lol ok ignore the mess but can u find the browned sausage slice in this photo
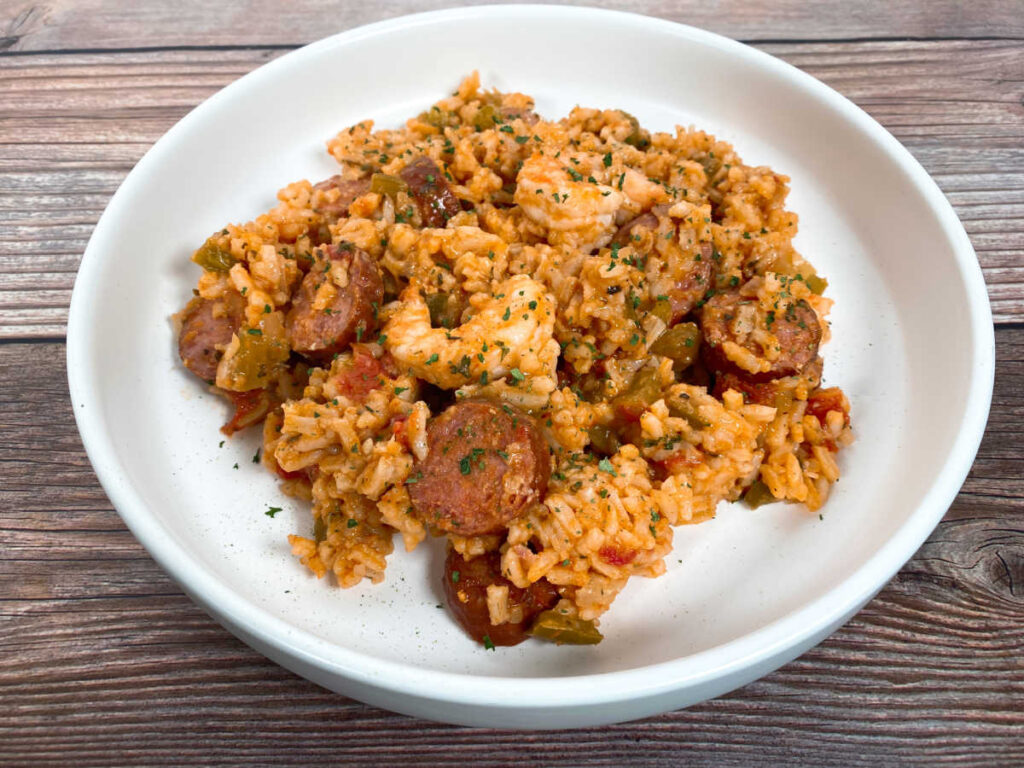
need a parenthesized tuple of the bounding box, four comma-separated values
(665, 243, 714, 322)
(500, 106, 540, 125)
(409, 399, 550, 536)
(713, 358, 823, 404)
(285, 243, 384, 361)
(443, 546, 559, 646)
(312, 176, 370, 219)
(614, 213, 713, 323)
(611, 211, 659, 248)
(700, 288, 821, 379)
(399, 156, 460, 228)
(178, 292, 246, 383)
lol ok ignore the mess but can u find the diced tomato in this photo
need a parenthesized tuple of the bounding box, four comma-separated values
(661, 451, 702, 476)
(613, 399, 647, 422)
(220, 388, 274, 436)
(807, 386, 850, 426)
(390, 417, 409, 447)
(332, 344, 385, 401)
(599, 546, 637, 567)
(275, 464, 306, 482)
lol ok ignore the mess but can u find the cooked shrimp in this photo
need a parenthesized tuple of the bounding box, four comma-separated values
(620, 168, 668, 213)
(384, 274, 560, 390)
(514, 154, 623, 252)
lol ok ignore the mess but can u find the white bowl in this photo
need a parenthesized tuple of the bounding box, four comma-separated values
(67, 5, 994, 728)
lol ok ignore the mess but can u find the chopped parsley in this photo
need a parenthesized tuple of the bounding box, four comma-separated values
(264, 506, 282, 518)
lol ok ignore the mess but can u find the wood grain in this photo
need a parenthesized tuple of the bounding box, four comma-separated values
(1, 1, 1022, 763)
(0, 335, 1021, 764)
(3, 0, 1024, 52)
(0, 40, 1022, 338)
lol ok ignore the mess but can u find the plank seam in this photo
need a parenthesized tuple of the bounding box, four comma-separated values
(1, 36, 1024, 58)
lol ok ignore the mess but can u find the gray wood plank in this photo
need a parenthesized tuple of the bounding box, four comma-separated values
(0, 40, 1021, 338)
(3, 0, 1024, 52)
(0, 334, 1021, 765)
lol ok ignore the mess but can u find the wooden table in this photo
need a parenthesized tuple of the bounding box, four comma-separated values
(2, 1, 1021, 764)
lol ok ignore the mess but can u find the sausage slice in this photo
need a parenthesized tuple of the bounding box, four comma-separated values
(286, 243, 383, 361)
(611, 211, 658, 248)
(399, 156, 460, 228)
(713, 358, 823, 405)
(666, 242, 714, 321)
(500, 105, 540, 125)
(443, 547, 558, 646)
(614, 213, 713, 323)
(178, 292, 246, 383)
(409, 399, 550, 536)
(312, 176, 371, 219)
(700, 288, 821, 379)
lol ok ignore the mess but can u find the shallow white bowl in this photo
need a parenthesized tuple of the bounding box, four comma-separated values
(67, 5, 994, 728)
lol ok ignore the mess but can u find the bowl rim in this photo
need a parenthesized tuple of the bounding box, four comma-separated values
(67, 4, 995, 710)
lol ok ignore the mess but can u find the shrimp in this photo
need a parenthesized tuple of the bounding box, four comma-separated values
(384, 274, 560, 390)
(514, 154, 623, 252)
(620, 168, 669, 213)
